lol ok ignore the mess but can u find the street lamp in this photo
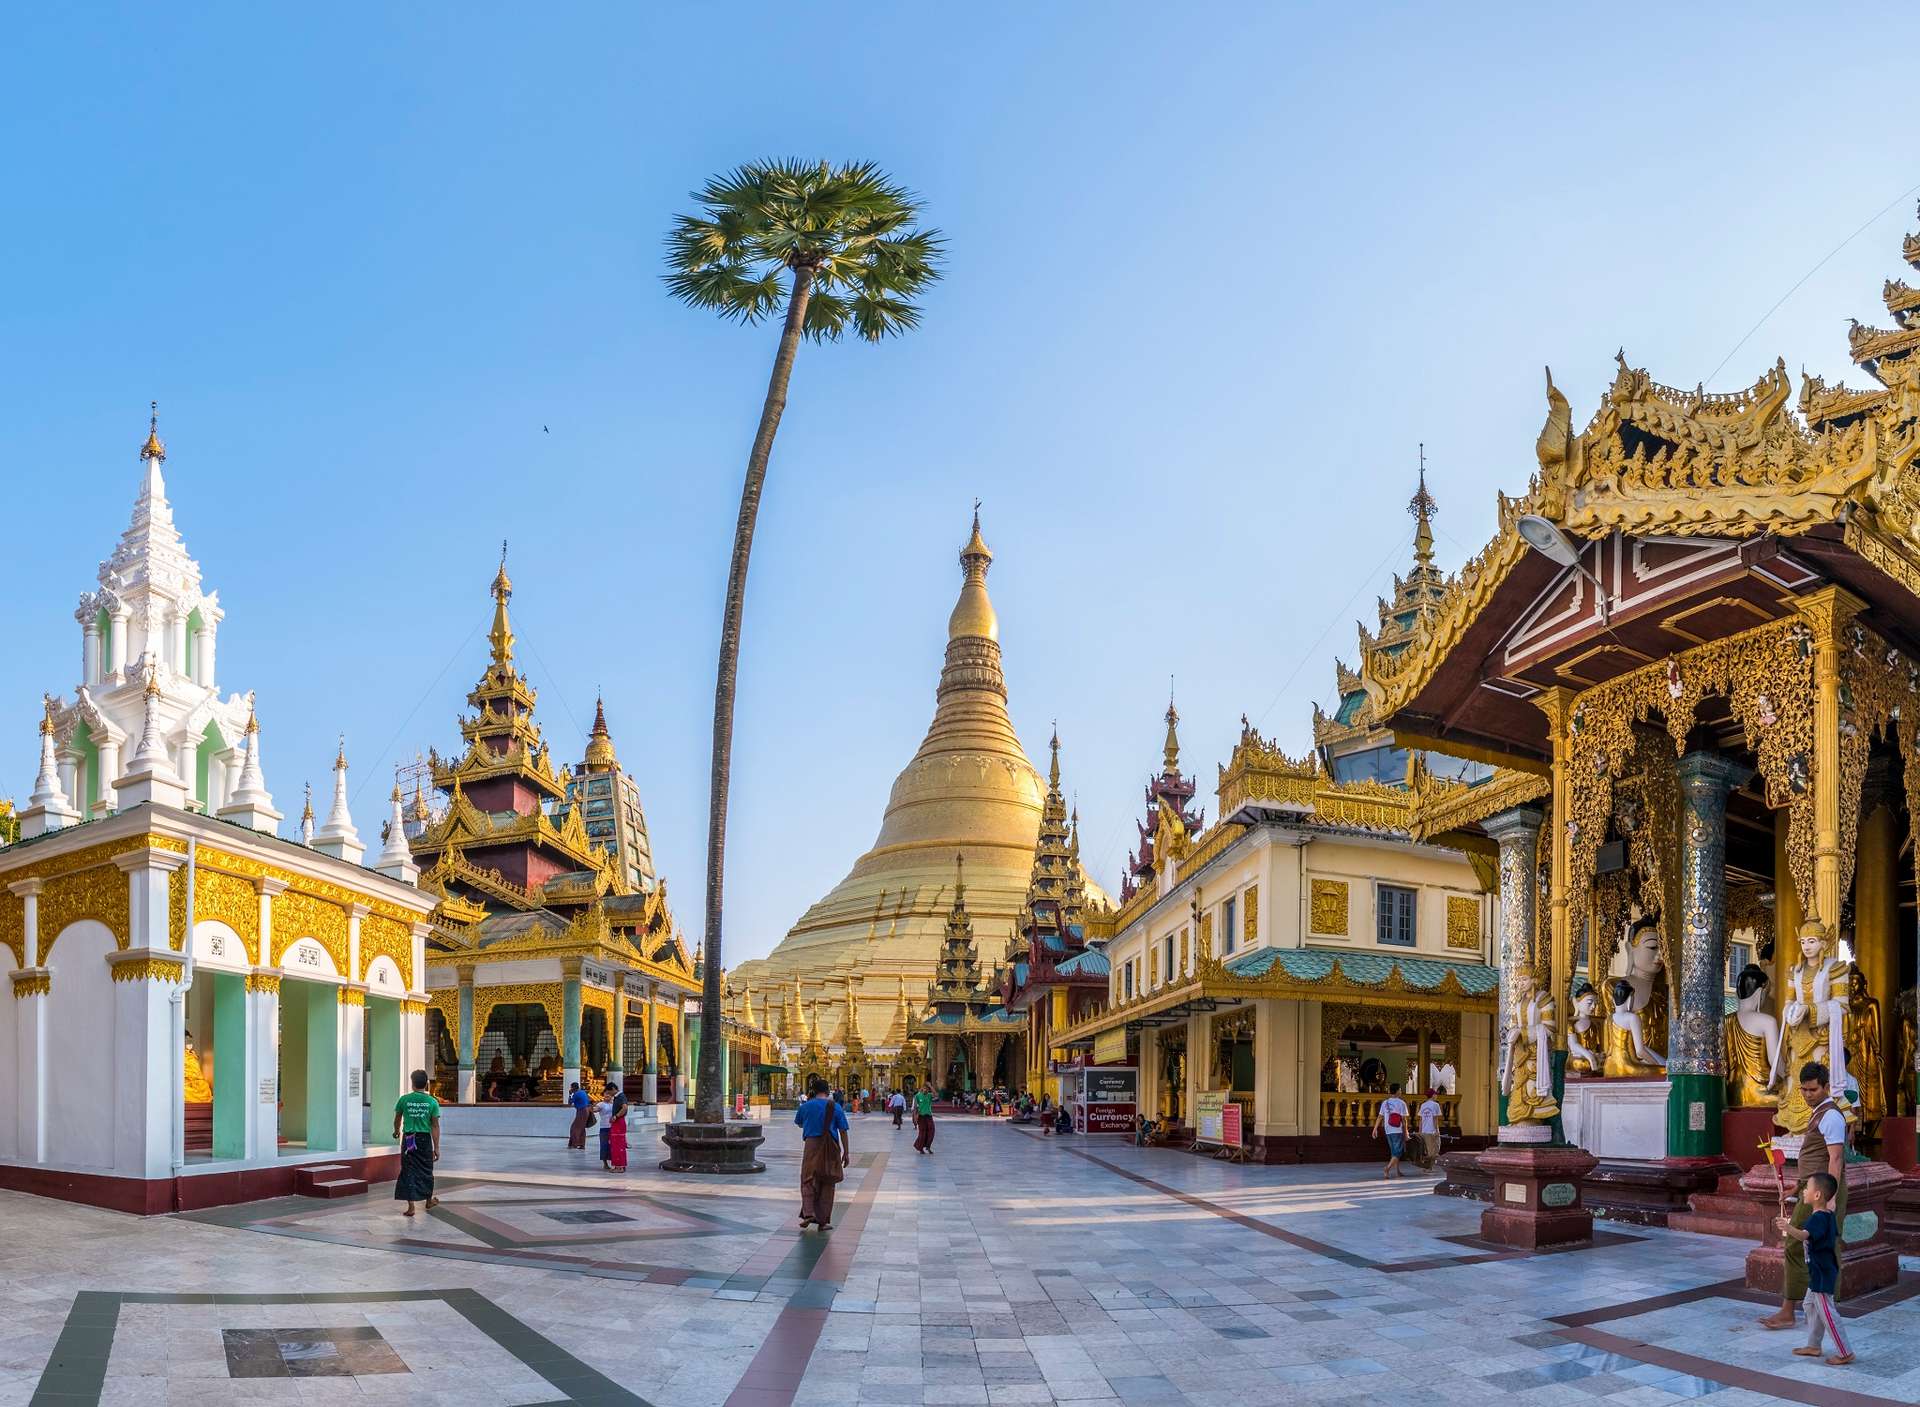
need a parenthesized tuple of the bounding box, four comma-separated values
(1517, 515, 1612, 624)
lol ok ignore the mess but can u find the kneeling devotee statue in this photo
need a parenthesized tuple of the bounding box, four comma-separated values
(1503, 970, 1560, 1123)
(1566, 980, 1602, 1075)
(1603, 917, 1669, 1077)
(1724, 964, 1781, 1108)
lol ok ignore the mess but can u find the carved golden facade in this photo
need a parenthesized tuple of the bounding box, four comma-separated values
(1310, 879, 1347, 936)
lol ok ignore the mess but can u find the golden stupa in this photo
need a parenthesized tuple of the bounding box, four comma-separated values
(729, 512, 1106, 1047)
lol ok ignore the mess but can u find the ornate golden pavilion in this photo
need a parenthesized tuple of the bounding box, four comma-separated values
(413, 557, 705, 1107)
(1364, 209, 1920, 1212)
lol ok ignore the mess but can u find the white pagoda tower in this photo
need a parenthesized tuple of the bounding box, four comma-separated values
(20, 407, 272, 837)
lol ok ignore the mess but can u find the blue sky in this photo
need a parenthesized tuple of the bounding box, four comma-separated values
(5, 6, 1918, 962)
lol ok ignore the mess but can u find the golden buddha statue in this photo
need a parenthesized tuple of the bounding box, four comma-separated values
(1566, 980, 1602, 1076)
(1849, 963, 1886, 1129)
(1774, 920, 1855, 1134)
(1723, 964, 1780, 1108)
(183, 1035, 212, 1105)
(1602, 918, 1668, 1078)
(1502, 971, 1560, 1123)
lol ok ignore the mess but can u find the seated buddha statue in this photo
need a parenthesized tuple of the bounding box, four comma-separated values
(1502, 971, 1560, 1123)
(1774, 920, 1856, 1134)
(1566, 980, 1602, 1075)
(1723, 964, 1781, 1108)
(1602, 918, 1669, 1077)
(183, 1034, 213, 1105)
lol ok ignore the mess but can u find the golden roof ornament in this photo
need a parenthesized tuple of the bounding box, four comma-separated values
(1162, 689, 1181, 776)
(584, 693, 616, 769)
(947, 502, 999, 642)
(140, 401, 165, 463)
(488, 540, 515, 666)
(1409, 443, 1438, 572)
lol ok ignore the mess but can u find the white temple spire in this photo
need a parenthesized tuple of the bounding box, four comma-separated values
(374, 776, 419, 883)
(114, 665, 188, 809)
(18, 698, 82, 838)
(300, 783, 314, 845)
(311, 736, 364, 864)
(218, 696, 282, 832)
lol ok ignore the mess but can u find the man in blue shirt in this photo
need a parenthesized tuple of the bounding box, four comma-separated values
(795, 1075, 851, 1229)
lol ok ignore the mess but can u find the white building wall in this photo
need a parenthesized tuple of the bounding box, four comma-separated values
(45, 922, 118, 1170)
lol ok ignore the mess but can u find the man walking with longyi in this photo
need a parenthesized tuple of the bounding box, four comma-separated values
(1759, 1062, 1849, 1333)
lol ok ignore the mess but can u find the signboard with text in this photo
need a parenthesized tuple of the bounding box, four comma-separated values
(1077, 1066, 1136, 1135)
(1194, 1091, 1227, 1144)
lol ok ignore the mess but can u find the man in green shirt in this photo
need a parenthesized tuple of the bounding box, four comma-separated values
(392, 1069, 441, 1216)
(912, 1086, 936, 1155)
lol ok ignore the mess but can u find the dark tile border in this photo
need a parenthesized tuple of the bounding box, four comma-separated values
(29, 1288, 647, 1407)
(725, 1148, 891, 1407)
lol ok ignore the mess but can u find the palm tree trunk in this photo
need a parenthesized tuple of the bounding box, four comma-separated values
(694, 264, 816, 1124)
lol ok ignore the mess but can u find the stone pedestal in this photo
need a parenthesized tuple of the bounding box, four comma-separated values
(1883, 1171, 1920, 1254)
(1563, 1077, 1669, 1159)
(1584, 1156, 1734, 1227)
(1737, 1158, 1903, 1301)
(1432, 1148, 1493, 1202)
(659, 1120, 767, 1174)
(1479, 1144, 1599, 1248)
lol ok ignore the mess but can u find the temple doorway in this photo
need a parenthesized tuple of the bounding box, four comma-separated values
(278, 978, 340, 1154)
(181, 969, 246, 1162)
(363, 996, 403, 1146)
(581, 1008, 611, 1090)
(1320, 1019, 1455, 1133)
(1210, 1009, 1255, 1099)
(1156, 1027, 1187, 1123)
(477, 1003, 557, 1101)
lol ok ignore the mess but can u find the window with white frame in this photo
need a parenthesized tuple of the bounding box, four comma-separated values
(1377, 884, 1417, 947)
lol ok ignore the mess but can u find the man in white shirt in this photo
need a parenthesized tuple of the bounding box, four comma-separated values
(888, 1089, 907, 1131)
(1372, 1084, 1410, 1179)
(1416, 1093, 1444, 1170)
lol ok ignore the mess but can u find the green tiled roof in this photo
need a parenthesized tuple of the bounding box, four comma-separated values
(1222, 945, 1498, 995)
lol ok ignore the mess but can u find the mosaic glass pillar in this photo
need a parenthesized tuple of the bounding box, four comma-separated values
(1483, 805, 1545, 1129)
(1671, 751, 1752, 1158)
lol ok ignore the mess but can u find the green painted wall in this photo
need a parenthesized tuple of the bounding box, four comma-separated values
(281, 983, 309, 1141)
(71, 721, 100, 811)
(185, 607, 204, 680)
(367, 999, 401, 1146)
(303, 982, 339, 1152)
(212, 972, 247, 1158)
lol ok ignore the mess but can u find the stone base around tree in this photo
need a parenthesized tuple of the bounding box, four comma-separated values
(658, 1120, 767, 1174)
(1478, 1143, 1599, 1249)
(1737, 1157, 1904, 1301)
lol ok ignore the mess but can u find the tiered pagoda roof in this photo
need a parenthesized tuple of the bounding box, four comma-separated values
(911, 854, 1023, 1036)
(409, 555, 684, 976)
(1120, 700, 1205, 901)
(1001, 731, 1109, 1011)
(1368, 205, 1920, 769)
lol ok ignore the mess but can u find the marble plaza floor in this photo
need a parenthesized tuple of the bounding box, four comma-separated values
(1, 1118, 1917, 1407)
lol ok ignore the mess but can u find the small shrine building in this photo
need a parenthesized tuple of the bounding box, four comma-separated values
(1053, 484, 1503, 1160)
(411, 561, 702, 1119)
(0, 412, 434, 1212)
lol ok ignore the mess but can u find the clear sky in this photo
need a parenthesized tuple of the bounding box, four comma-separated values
(5, 6, 1918, 963)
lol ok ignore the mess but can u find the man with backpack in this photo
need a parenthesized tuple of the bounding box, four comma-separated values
(1372, 1083, 1410, 1179)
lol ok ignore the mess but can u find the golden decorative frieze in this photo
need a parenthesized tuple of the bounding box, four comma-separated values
(0, 892, 21, 967)
(1445, 895, 1480, 952)
(11, 970, 51, 998)
(1309, 879, 1349, 936)
(273, 890, 350, 974)
(38, 865, 130, 961)
(337, 986, 366, 1006)
(1176, 822, 1245, 879)
(168, 865, 263, 962)
(246, 972, 282, 995)
(358, 912, 415, 990)
(1408, 766, 1551, 842)
(1320, 1001, 1460, 1064)
(111, 956, 185, 984)
(1243, 885, 1258, 943)
(473, 981, 564, 1039)
(401, 998, 427, 1017)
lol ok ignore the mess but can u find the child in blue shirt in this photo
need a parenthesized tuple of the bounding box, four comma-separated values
(1777, 1171, 1852, 1366)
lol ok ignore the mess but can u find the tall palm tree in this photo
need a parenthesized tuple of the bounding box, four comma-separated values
(665, 160, 943, 1125)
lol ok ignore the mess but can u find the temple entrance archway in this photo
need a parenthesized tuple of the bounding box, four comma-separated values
(277, 978, 340, 1155)
(182, 967, 246, 1162)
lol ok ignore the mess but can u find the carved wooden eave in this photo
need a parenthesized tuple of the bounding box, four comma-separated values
(1407, 766, 1551, 843)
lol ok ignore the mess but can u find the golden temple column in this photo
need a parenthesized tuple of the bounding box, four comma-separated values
(1535, 687, 1575, 1042)
(1798, 587, 1864, 929)
(1772, 811, 1802, 1002)
(1856, 793, 1899, 1123)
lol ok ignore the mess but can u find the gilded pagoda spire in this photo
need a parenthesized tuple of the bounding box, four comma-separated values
(948, 503, 998, 643)
(140, 400, 165, 463)
(488, 541, 515, 667)
(1162, 691, 1181, 776)
(1410, 443, 1438, 573)
(584, 693, 616, 770)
